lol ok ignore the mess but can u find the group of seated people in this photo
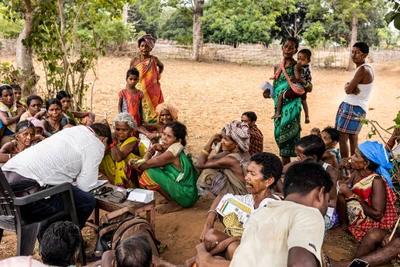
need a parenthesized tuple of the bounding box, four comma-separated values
(1, 81, 400, 266)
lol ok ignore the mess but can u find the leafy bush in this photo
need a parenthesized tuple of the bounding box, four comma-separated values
(323, 56, 335, 68)
(0, 15, 23, 39)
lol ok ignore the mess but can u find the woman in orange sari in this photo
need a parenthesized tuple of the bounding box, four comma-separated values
(130, 34, 164, 123)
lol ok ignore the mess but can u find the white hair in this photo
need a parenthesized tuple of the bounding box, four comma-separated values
(113, 112, 137, 130)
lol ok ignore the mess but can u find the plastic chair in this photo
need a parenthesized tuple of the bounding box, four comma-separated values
(0, 169, 86, 265)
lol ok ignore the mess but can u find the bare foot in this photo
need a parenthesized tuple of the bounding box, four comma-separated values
(184, 256, 196, 267)
(157, 198, 168, 204)
(156, 202, 183, 214)
(271, 114, 282, 119)
(305, 117, 310, 124)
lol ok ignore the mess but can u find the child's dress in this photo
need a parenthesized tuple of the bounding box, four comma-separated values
(118, 89, 144, 126)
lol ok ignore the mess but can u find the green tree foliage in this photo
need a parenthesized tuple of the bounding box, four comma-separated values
(202, 0, 293, 47)
(303, 21, 325, 48)
(0, 4, 23, 39)
(128, 0, 162, 37)
(160, 8, 192, 44)
(4, 0, 135, 108)
(306, 0, 388, 46)
(270, 0, 308, 43)
(385, 0, 400, 31)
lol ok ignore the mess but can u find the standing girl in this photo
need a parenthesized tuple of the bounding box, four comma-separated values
(118, 68, 144, 128)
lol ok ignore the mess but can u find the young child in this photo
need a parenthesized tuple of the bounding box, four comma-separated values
(11, 84, 27, 109)
(320, 126, 341, 169)
(118, 68, 144, 128)
(272, 49, 312, 123)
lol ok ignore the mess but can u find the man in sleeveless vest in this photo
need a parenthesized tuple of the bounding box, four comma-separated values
(335, 42, 374, 159)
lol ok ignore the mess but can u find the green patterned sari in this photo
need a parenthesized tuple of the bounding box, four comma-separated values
(272, 63, 302, 157)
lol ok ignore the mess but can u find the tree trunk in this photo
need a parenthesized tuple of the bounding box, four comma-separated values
(122, 3, 129, 24)
(348, 12, 358, 70)
(16, 0, 37, 96)
(192, 0, 204, 61)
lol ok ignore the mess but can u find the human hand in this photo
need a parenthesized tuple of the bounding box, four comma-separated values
(310, 127, 321, 136)
(382, 235, 390, 247)
(36, 110, 46, 118)
(353, 87, 360, 95)
(147, 132, 159, 140)
(339, 183, 353, 197)
(339, 157, 352, 170)
(16, 107, 25, 116)
(152, 143, 163, 152)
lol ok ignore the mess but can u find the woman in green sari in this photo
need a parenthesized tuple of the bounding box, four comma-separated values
(130, 121, 199, 214)
(268, 37, 312, 165)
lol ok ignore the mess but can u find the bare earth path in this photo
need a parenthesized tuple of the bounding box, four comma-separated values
(0, 55, 399, 266)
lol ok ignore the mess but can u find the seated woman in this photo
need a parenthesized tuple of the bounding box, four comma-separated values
(337, 141, 398, 241)
(43, 98, 63, 135)
(130, 121, 199, 214)
(0, 84, 24, 145)
(0, 120, 35, 164)
(20, 95, 46, 121)
(100, 113, 146, 188)
(196, 120, 251, 196)
(56, 90, 95, 125)
(199, 152, 282, 261)
(138, 102, 178, 146)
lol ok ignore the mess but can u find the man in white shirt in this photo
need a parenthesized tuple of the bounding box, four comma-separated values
(2, 123, 111, 229)
(195, 161, 333, 267)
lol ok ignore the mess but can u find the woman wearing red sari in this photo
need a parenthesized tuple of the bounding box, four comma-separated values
(130, 34, 164, 123)
(337, 141, 397, 241)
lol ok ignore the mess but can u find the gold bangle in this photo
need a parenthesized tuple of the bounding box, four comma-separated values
(201, 149, 210, 156)
(303, 82, 309, 88)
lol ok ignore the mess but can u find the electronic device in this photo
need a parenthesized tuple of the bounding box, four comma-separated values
(347, 259, 369, 267)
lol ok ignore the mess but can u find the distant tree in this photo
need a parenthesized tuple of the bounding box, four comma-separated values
(303, 21, 325, 48)
(166, 0, 204, 61)
(307, 0, 386, 69)
(127, 0, 162, 37)
(160, 8, 192, 45)
(270, 0, 308, 43)
(4, 0, 134, 104)
(203, 0, 294, 47)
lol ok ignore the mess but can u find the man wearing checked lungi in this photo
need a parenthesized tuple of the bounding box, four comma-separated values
(335, 42, 374, 159)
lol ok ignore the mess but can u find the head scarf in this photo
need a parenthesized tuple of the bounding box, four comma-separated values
(156, 102, 179, 121)
(358, 141, 393, 187)
(224, 120, 250, 152)
(138, 34, 156, 50)
(27, 117, 45, 132)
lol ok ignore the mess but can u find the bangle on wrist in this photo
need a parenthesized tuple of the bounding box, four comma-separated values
(109, 141, 117, 149)
(303, 82, 309, 88)
(147, 147, 156, 156)
(206, 210, 219, 221)
(201, 149, 210, 156)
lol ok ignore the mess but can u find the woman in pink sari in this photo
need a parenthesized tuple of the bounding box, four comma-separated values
(130, 34, 164, 123)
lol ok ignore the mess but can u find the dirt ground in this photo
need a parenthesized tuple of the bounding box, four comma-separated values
(0, 55, 400, 266)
